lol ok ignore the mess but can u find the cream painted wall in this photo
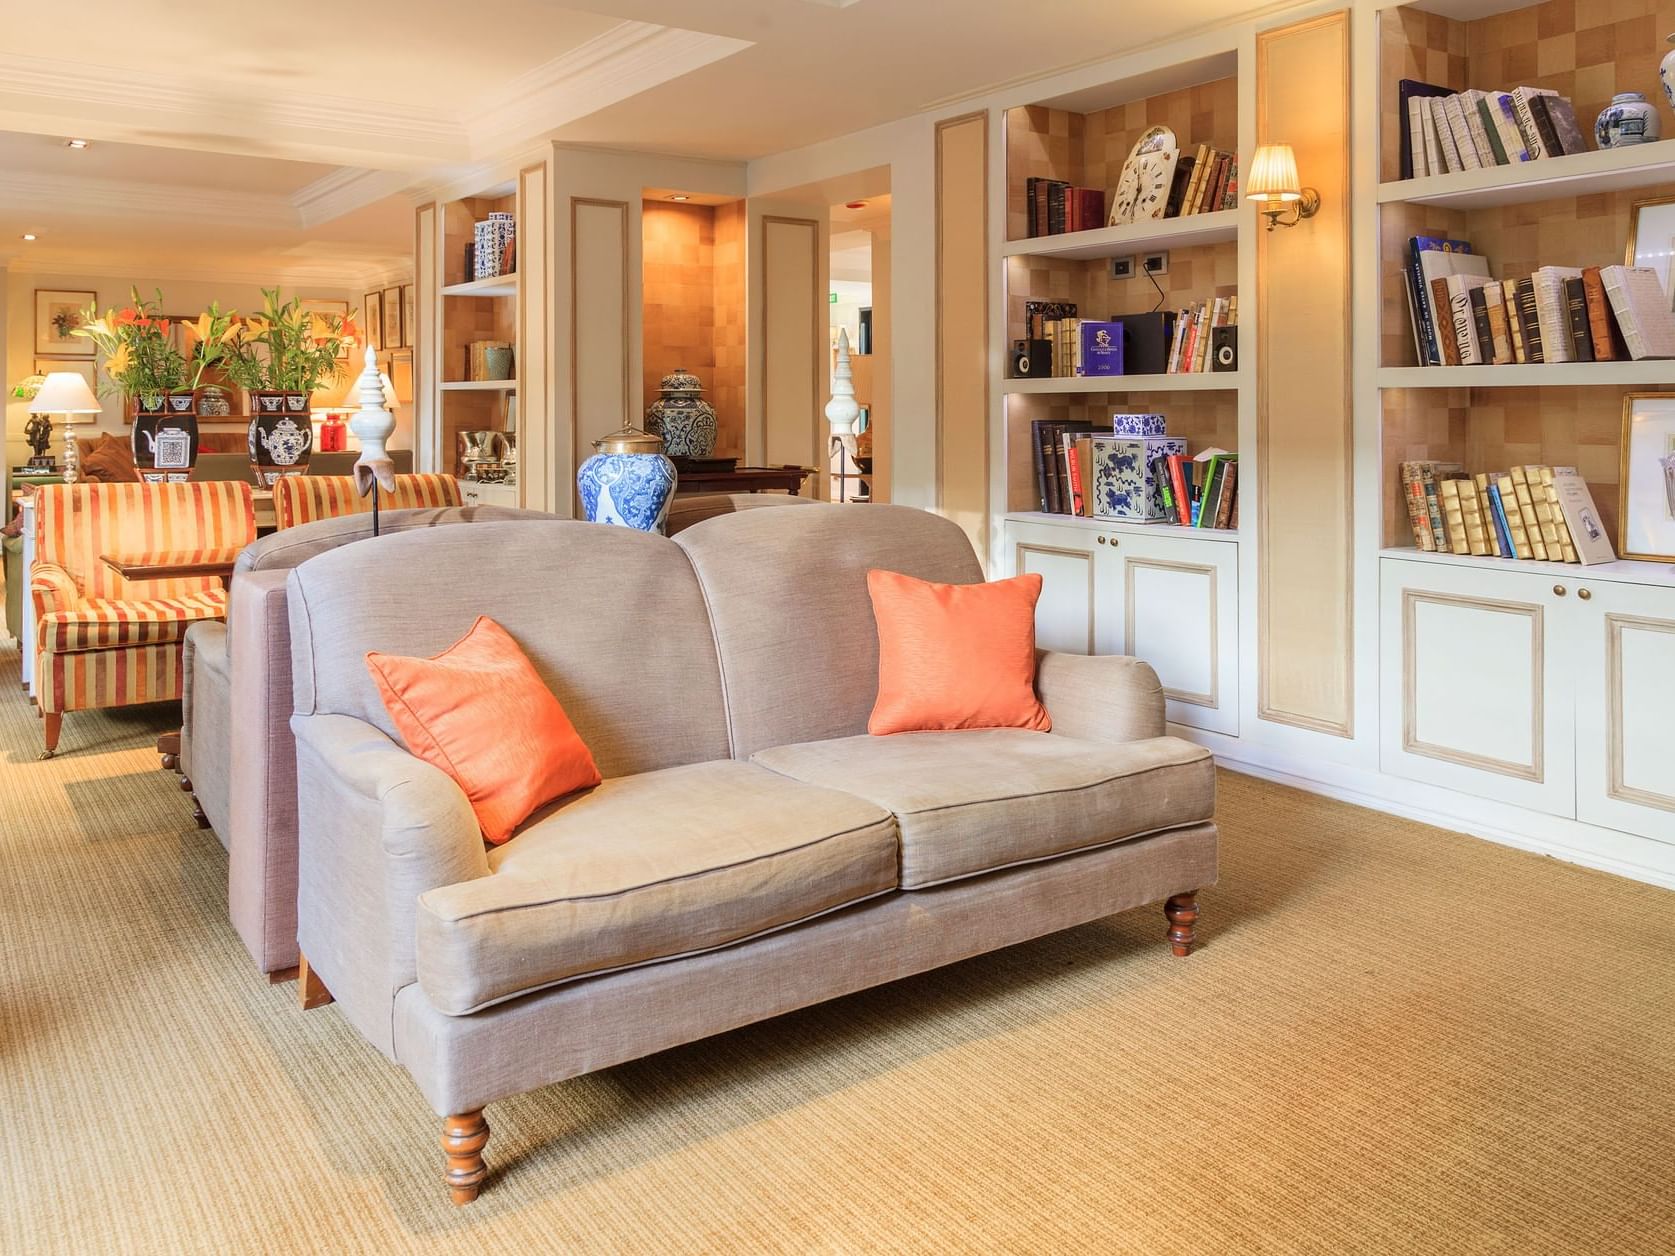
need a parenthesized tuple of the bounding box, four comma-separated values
(4, 270, 363, 470)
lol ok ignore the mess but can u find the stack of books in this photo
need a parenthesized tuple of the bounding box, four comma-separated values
(1170, 145, 1238, 217)
(1029, 413, 1239, 529)
(1165, 295, 1237, 373)
(1025, 180, 1106, 236)
(1399, 461, 1614, 564)
(1404, 237, 1675, 365)
(1399, 82, 1589, 180)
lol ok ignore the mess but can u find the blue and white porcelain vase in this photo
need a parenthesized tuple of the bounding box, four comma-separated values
(576, 423, 678, 533)
(1596, 93, 1661, 148)
(645, 367, 718, 459)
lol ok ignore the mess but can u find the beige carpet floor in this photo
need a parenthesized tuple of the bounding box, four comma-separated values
(1, 647, 1673, 1254)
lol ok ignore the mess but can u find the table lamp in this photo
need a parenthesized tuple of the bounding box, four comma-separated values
(29, 373, 102, 484)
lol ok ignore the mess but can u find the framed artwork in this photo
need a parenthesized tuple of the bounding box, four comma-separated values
(1620, 393, 1675, 562)
(362, 291, 384, 352)
(402, 284, 416, 349)
(34, 357, 97, 393)
(387, 348, 414, 405)
(35, 289, 96, 356)
(300, 299, 352, 358)
(1625, 197, 1675, 311)
(382, 286, 404, 348)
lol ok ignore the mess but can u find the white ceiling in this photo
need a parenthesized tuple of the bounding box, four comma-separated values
(0, 0, 1273, 283)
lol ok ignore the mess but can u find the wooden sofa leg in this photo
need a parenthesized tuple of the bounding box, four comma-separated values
(40, 712, 61, 759)
(157, 730, 181, 772)
(297, 953, 334, 1011)
(441, 1110, 490, 1205)
(1165, 892, 1199, 957)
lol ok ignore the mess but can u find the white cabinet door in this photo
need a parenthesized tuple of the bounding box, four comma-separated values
(1574, 578, 1675, 845)
(1380, 558, 1575, 817)
(1106, 532, 1239, 736)
(1005, 520, 1102, 656)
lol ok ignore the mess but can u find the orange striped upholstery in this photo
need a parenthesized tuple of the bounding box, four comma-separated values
(31, 482, 255, 718)
(272, 473, 462, 530)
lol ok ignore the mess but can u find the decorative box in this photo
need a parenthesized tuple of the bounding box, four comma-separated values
(1088, 435, 1185, 521)
(1110, 412, 1167, 437)
(1077, 321, 1124, 376)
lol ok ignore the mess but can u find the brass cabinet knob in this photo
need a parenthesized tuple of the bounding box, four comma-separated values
(1096, 535, 1106, 545)
(1108, 536, 1118, 547)
(1553, 584, 1567, 596)
(1578, 587, 1592, 601)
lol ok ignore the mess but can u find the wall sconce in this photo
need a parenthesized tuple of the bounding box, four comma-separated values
(1247, 144, 1321, 232)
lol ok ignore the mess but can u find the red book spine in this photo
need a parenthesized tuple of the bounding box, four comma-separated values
(1168, 455, 1191, 525)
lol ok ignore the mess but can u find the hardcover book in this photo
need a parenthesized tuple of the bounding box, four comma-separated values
(1551, 470, 1616, 564)
(1077, 321, 1125, 376)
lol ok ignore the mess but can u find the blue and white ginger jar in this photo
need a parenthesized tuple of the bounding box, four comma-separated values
(577, 424, 678, 533)
(1596, 92, 1660, 148)
(645, 367, 718, 459)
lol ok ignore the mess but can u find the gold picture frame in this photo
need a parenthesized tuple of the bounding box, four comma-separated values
(1625, 196, 1675, 311)
(34, 289, 96, 356)
(1618, 392, 1675, 563)
(362, 290, 384, 352)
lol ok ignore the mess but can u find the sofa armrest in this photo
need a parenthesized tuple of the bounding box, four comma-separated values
(292, 712, 490, 1055)
(180, 619, 228, 787)
(30, 562, 82, 632)
(1035, 650, 1166, 744)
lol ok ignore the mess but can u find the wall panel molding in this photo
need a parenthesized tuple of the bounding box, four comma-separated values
(570, 197, 632, 510)
(518, 163, 550, 511)
(759, 215, 822, 482)
(1256, 10, 1354, 737)
(935, 110, 990, 563)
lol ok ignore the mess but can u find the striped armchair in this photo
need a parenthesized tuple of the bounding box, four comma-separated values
(272, 473, 461, 530)
(32, 481, 255, 756)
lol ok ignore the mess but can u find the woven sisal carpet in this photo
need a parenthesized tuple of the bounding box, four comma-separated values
(1, 645, 1672, 1254)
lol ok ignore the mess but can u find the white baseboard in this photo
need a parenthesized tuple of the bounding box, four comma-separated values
(1189, 733, 1675, 891)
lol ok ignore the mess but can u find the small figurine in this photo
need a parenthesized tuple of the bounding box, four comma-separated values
(24, 413, 54, 463)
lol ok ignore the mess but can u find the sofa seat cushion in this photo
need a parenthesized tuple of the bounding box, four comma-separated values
(40, 590, 228, 652)
(415, 760, 899, 1014)
(752, 729, 1213, 890)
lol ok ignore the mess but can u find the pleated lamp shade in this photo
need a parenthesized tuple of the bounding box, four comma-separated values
(1247, 144, 1302, 203)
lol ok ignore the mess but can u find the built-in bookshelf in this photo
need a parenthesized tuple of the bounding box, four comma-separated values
(1374, 0, 1675, 561)
(437, 187, 518, 479)
(999, 46, 1250, 529)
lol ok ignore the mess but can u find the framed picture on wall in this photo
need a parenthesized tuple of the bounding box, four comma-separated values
(35, 357, 97, 392)
(35, 289, 96, 356)
(362, 291, 384, 352)
(382, 286, 404, 348)
(1620, 392, 1675, 562)
(301, 299, 352, 358)
(401, 285, 416, 349)
(1626, 197, 1675, 311)
(387, 349, 414, 405)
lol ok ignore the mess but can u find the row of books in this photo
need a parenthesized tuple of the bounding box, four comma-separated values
(1025, 180, 1106, 236)
(1400, 461, 1614, 564)
(1404, 237, 1675, 365)
(1166, 296, 1237, 374)
(1398, 81, 1588, 180)
(463, 340, 514, 382)
(1172, 145, 1239, 218)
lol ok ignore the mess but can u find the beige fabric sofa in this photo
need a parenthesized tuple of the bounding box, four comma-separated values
(284, 503, 1217, 1204)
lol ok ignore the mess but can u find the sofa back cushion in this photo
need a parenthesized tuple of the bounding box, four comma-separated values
(34, 480, 255, 601)
(235, 505, 551, 575)
(273, 473, 463, 530)
(673, 503, 984, 758)
(287, 520, 731, 778)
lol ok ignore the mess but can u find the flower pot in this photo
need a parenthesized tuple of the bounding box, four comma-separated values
(167, 391, 195, 413)
(248, 405, 313, 488)
(284, 391, 309, 412)
(132, 412, 200, 484)
(135, 393, 167, 415)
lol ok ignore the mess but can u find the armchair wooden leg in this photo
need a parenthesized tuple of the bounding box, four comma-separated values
(1165, 892, 1199, 957)
(441, 1110, 490, 1205)
(297, 953, 334, 1011)
(157, 730, 180, 773)
(40, 712, 61, 759)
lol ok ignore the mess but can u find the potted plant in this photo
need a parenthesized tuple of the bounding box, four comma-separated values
(73, 289, 187, 414)
(221, 289, 357, 484)
(184, 303, 238, 416)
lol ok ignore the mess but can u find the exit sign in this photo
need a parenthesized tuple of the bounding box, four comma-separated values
(829, 292, 839, 303)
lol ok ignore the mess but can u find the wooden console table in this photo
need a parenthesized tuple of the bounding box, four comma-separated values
(674, 465, 813, 496)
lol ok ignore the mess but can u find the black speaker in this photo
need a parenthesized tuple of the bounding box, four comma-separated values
(1211, 325, 1238, 372)
(1009, 339, 1052, 378)
(1111, 311, 1175, 376)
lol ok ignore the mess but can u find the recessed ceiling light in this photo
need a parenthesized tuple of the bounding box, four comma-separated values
(845, 201, 867, 209)
(667, 194, 690, 202)
(64, 138, 89, 149)
(21, 233, 37, 241)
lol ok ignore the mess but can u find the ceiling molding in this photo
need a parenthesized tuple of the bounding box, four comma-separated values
(465, 22, 753, 156)
(6, 254, 396, 290)
(0, 171, 297, 230)
(291, 167, 415, 229)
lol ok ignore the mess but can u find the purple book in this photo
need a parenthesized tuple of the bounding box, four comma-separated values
(1078, 320, 1124, 376)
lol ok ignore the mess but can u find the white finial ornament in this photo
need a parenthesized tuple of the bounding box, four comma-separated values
(349, 343, 396, 496)
(825, 328, 860, 435)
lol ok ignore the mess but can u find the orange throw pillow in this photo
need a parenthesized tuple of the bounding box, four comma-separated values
(867, 570, 1051, 736)
(365, 616, 601, 844)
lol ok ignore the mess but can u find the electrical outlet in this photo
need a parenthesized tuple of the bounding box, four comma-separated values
(1142, 251, 1169, 276)
(1109, 255, 1136, 280)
